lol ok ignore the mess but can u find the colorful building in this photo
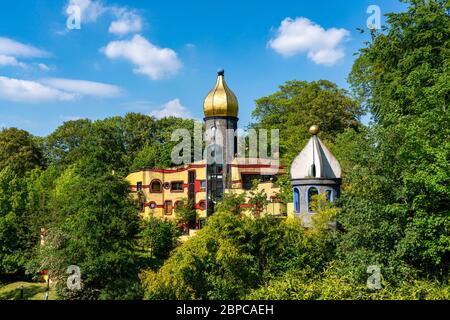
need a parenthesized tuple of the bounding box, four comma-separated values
(126, 70, 342, 226)
(126, 70, 285, 224)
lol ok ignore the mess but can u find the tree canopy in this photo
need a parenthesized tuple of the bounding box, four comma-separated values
(339, 0, 450, 282)
(0, 128, 44, 176)
(252, 80, 363, 165)
(0, 0, 448, 301)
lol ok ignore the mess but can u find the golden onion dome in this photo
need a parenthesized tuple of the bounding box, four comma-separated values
(204, 69, 239, 118)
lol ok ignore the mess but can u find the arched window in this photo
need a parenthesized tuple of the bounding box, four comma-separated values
(325, 189, 334, 203)
(294, 188, 300, 213)
(150, 180, 162, 193)
(307, 187, 319, 212)
(164, 201, 173, 215)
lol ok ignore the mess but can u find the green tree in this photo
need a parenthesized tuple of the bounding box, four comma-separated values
(248, 180, 269, 218)
(44, 119, 92, 167)
(131, 142, 174, 171)
(175, 199, 197, 228)
(216, 192, 246, 216)
(140, 218, 180, 259)
(0, 128, 44, 176)
(251, 80, 363, 165)
(340, 0, 450, 283)
(29, 162, 142, 300)
(76, 121, 128, 175)
(117, 113, 158, 156)
(0, 167, 32, 274)
(141, 211, 330, 300)
(131, 117, 199, 171)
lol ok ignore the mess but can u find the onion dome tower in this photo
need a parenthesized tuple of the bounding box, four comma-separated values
(290, 125, 342, 220)
(204, 69, 239, 118)
(204, 69, 239, 215)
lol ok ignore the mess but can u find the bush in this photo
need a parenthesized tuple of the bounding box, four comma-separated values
(140, 218, 180, 259)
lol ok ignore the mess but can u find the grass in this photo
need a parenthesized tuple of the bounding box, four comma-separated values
(0, 281, 57, 300)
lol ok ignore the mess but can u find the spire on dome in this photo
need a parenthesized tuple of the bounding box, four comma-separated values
(290, 126, 341, 180)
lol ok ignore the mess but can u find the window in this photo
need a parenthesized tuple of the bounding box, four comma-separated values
(325, 190, 334, 202)
(136, 182, 143, 191)
(149, 202, 157, 210)
(294, 188, 300, 213)
(171, 181, 184, 192)
(164, 201, 173, 215)
(200, 180, 206, 191)
(150, 180, 162, 193)
(242, 174, 260, 190)
(242, 174, 276, 190)
(307, 187, 319, 212)
(271, 196, 281, 203)
(261, 175, 274, 183)
(199, 200, 206, 210)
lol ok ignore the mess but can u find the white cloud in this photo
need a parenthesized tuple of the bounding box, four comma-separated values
(67, 0, 106, 23)
(109, 9, 143, 36)
(0, 38, 49, 69)
(0, 37, 49, 58)
(268, 17, 350, 66)
(102, 35, 181, 80)
(65, 0, 144, 35)
(150, 99, 193, 119)
(0, 76, 124, 103)
(0, 76, 75, 103)
(36, 63, 51, 71)
(0, 55, 26, 68)
(40, 78, 123, 97)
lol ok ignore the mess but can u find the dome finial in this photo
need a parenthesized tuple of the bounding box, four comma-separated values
(309, 125, 320, 135)
(217, 69, 225, 76)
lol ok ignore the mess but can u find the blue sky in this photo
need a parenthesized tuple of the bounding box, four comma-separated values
(0, 0, 406, 136)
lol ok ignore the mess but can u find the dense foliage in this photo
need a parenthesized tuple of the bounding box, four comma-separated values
(339, 0, 450, 283)
(251, 80, 362, 166)
(0, 128, 43, 176)
(140, 218, 180, 259)
(0, 114, 197, 298)
(142, 208, 336, 300)
(141, 0, 449, 300)
(0, 0, 448, 300)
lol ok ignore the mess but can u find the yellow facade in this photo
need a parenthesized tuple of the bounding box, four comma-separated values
(127, 162, 206, 221)
(126, 70, 293, 225)
(126, 158, 286, 223)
